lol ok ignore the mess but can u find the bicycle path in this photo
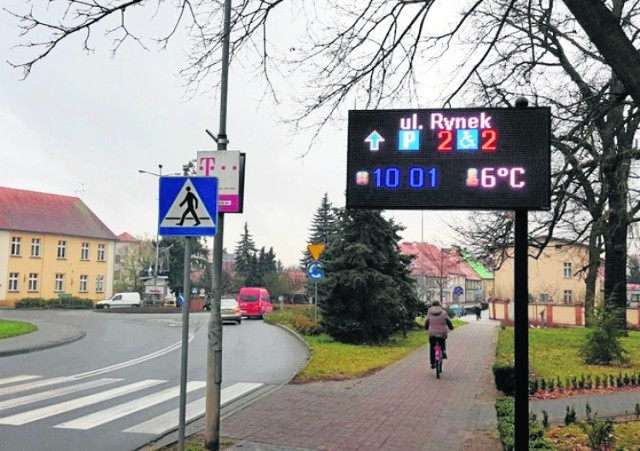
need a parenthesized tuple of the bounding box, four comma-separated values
(221, 317, 501, 450)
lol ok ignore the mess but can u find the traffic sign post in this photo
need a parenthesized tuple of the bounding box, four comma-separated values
(306, 261, 325, 325)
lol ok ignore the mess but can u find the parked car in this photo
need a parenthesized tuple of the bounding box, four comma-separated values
(237, 287, 272, 319)
(95, 292, 141, 309)
(163, 298, 177, 308)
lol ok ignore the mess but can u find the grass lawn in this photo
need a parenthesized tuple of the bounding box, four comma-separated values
(267, 304, 466, 383)
(496, 326, 640, 380)
(0, 319, 37, 339)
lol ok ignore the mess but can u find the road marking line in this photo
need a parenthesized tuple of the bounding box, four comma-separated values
(0, 379, 121, 412)
(0, 375, 40, 387)
(0, 335, 192, 397)
(54, 381, 207, 430)
(0, 379, 165, 425)
(124, 382, 263, 434)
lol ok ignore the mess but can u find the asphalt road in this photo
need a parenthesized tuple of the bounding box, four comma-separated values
(0, 310, 309, 451)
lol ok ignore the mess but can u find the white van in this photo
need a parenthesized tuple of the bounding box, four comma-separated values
(95, 292, 141, 309)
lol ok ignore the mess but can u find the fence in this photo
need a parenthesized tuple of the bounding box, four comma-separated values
(488, 298, 640, 328)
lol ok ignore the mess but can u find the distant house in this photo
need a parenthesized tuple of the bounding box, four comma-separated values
(0, 187, 118, 306)
(493, 238, 599, 305)
(399, 242, 484, 305)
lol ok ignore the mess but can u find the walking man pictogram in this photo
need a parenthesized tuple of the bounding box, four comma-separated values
(177, 187, 201, 226)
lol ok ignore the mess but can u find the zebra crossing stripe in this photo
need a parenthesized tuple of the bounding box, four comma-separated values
(0, 376, 41, 387)
(124, 382, 263, 434)
(0, 379, 165, 425)
(0, 379, 121, 412)
(0, 376, 72, 397)
(54, 381, 207, 430)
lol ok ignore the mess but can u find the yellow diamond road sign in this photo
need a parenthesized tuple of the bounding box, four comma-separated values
(307, 244, 325, 261)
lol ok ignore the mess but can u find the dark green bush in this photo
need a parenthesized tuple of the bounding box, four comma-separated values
(580, 305, 629, 365)
(492, 362, 515, 396)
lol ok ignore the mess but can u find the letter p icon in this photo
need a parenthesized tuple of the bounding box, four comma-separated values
(398, 130, 420, 151)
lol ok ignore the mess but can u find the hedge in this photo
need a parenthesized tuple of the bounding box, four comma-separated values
(14, 297, 94, 309)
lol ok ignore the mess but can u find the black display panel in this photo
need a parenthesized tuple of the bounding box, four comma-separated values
(346, 107, 551, 210)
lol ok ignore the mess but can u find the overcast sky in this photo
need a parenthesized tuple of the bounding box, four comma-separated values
(0, 2, 467, 268)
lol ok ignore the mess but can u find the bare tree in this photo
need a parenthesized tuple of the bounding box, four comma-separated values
(7, 0, 640, 323)
(446, 0, 640, 326)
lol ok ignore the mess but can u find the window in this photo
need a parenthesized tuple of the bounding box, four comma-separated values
(563, 262, 572, 278)
(81, 242, 90, 260)
(8, 273, 19, 292)
(96, 275, 104, 293)
(97, 244, 105, 262)
(79, 275, 88, 292)
(55, 274, 64, 292)
(10, 237, 21, 256)
(57, 240, 67, 259)
(31, 238, 41, 257)
(539, 293, 549, 303)
(563, 290, 573, 304)
(28, 273, 39, 292)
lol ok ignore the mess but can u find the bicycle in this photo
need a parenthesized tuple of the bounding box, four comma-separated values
(434, 341, 444, 379)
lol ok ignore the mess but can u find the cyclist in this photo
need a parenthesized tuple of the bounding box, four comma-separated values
(425, 300, 454, 369)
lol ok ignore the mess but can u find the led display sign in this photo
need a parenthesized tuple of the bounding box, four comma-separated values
(346, 107, 551, 210)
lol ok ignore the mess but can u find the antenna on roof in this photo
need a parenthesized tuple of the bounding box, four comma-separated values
(74, 182, 86, 199)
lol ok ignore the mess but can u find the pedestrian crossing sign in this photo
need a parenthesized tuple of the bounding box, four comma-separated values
(158, 177, 218, 236)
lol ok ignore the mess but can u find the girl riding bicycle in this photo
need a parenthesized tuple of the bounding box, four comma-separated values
(425, 300, 454, 369)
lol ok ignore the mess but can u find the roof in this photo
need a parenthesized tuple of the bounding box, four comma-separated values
(400, 242, 449, 277)
(117, 232, 139, 243)
(0, 187, 117, 241)
(462, 252, 494, 280)
(400, 242, 483, 281)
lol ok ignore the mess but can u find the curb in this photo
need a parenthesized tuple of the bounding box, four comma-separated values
(0, 329, 87, 358)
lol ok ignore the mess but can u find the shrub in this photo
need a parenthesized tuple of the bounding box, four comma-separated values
(14, 297, 93, 309)
(492, 362, 515, 396)
(564, 405, 577, 426)
(290, 316, 322, 336)
(495, 397, 555, 450)
(579, 305, 629, 366)
(579, 407, 615, 450)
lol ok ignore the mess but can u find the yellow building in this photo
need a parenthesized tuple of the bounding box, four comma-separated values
(494, 238, 599, 304)
(0, 187, 117, 307)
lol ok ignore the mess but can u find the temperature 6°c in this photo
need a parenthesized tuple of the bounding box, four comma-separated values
(373, 167, 438, 189)
(467, 167, 526, 189)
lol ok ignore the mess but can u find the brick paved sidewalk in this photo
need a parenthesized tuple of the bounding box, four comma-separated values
(221, 320, 501, 451)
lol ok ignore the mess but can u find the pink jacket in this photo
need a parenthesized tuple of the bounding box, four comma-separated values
(425, 306, 454, 338)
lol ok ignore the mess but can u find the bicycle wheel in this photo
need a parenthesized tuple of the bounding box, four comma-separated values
(435, 358, 442, 379)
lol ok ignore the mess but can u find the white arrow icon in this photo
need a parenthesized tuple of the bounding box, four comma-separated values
(365, 131, 385, 151)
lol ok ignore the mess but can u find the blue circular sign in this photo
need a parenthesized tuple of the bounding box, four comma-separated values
(306, 261, 325, 281)
(453, 286, 464, 296)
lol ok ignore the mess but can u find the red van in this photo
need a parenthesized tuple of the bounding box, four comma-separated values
(237, 287, 273, 319)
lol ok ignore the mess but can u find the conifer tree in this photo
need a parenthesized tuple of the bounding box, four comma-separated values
(300, 193, 339, 269)
(234, 222, 257, 282)
(322, 209, 420, 344)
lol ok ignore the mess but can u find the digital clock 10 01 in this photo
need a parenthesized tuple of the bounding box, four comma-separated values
(346, 107, 551, 210)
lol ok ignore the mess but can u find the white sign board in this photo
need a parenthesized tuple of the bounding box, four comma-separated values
(197, 151, 242, 213)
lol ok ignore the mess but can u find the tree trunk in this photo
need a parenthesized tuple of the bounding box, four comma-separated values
(562, 0, 640, 105)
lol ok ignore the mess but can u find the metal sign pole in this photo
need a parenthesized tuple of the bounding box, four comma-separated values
(178, 236, 192, 451)
(205, 0, 231, 448)
(514, 209, 529, 448)
(314, 282, 318, 325)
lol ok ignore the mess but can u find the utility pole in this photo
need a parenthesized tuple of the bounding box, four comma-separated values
(205, 0, 231, 448)
(155, 164, 163, 303)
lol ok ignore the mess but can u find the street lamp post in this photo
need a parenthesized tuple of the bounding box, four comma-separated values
(138, 165, 180, 304)
(139, 165, 162, 305)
